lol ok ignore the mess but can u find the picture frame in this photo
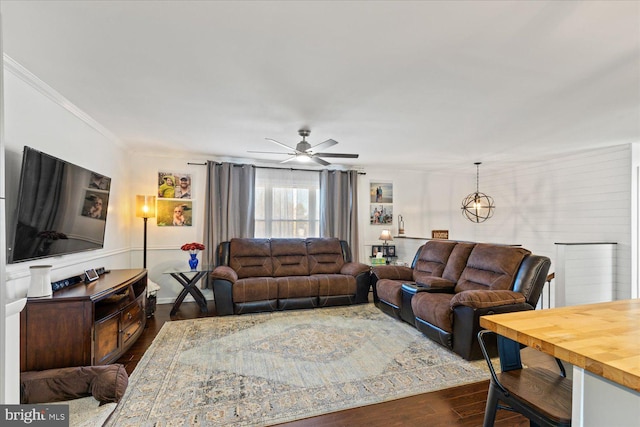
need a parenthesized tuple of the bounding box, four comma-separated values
(371, 245, 396, 257)
(370, 204, 393, 225)
(157, 199, 193, 227)
(387, 245, 396, 257)
(370, 182, 393, 203)
(158, 171, 193, 199)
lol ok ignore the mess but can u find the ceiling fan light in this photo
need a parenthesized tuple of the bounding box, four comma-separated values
(297, 154, 311, 163)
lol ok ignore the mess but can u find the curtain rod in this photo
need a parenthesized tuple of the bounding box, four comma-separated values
(187, 161, 366, 175)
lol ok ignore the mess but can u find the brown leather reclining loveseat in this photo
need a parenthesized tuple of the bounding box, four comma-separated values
(211, 237, 371, 315)
(371, 240, 550, 360)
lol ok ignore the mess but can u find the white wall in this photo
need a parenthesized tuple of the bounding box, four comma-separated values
(360, 144, 633, 302)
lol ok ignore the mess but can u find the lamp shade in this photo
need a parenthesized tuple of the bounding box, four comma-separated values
(379, 229, 393, 242)
(135, 195, 156, 218)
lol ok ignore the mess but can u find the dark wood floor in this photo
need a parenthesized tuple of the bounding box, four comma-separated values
(116, 302, 539, 426)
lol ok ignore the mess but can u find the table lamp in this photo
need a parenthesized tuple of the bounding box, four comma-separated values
(379, 229, 393, 264)
(135, 195, 156, 268)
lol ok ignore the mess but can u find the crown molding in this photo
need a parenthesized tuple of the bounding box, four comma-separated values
(3, 53, 125, 149)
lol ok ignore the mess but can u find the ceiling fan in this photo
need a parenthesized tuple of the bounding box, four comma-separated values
(248, 129, 359, 166)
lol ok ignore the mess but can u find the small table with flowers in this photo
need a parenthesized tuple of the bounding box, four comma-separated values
(164, 266, 212, 315)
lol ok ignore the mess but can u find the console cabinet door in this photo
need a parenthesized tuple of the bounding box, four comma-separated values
(94, 311, 121, 365)
(21, 300, 92, 371)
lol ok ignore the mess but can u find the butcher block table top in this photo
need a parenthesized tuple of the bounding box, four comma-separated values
(480, 298, 640, 392)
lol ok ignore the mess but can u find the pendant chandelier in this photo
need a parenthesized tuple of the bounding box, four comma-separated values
(461, 162, 495, 223)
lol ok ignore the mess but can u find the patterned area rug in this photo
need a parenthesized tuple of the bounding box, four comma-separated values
(107, 304, 489, 426)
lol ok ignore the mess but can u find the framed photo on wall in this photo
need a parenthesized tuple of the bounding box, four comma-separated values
(370, 204, 393, 225)
(370, 182, 393, 203)
(158, 171, 193, 199)
(157, 200, 193, 226)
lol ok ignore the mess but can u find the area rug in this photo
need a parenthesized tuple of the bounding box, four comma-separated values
(107, 304, 490, 426)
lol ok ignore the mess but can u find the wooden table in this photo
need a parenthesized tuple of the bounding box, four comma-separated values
(480, 299, 640, 427)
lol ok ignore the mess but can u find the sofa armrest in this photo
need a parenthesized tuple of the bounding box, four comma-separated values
(450, 290, 526, 310)
(371, 265, 413, 281)
(340, 262, 370, 277)
(21, 364, 128, 404)
(211, 265, 238, 283)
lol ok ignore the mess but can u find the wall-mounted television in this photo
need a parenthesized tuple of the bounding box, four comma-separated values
(7, 146, 112, 263)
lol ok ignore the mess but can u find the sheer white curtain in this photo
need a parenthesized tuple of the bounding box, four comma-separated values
(254, 168, 320, 238)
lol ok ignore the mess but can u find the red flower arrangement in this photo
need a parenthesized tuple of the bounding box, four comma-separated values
(181, 242, 205, 254)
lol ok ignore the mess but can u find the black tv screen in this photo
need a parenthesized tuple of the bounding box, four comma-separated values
(8, 146, 112, 263)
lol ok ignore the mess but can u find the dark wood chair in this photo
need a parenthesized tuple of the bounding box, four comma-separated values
(477, 330, 572, 427)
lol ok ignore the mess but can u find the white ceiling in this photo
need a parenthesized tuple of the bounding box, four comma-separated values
(1, 1, 639, 171)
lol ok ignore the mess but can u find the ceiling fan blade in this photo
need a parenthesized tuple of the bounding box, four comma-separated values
(308, 138, 338, 152)
(247, 150, 296, 155)
(310, 156, 330, 166)
(279, 156, 298, 164)
(314, 152, 359, 159)
(266, 138, 298, 152)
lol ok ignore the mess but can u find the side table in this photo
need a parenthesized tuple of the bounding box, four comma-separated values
(164, 267, 213, 315)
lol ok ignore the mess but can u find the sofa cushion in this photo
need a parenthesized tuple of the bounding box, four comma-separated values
(314, 274, 357, 296)
(455, 244, 531, 292)
(232, 277, 278, 303)
(413, 240, 457, 278)
(307, 238, 345, 274)
(412, 292, 454, 333)
(271, 238, 309, 277)
(229, 238, 273, 279)
(442, 242, 475, 282)
(276, 276, 319, 298)
(376, 279, 405, 307)
(20, 364, 128, 404)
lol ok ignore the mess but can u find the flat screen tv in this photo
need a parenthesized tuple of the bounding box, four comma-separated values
(8, 146, 112, 263)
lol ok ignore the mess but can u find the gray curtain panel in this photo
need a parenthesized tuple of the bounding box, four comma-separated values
(319, 169, 359, 261)
(203, 161, 255, 287)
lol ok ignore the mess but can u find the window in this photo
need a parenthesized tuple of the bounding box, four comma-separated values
(255, 168, 320, 238)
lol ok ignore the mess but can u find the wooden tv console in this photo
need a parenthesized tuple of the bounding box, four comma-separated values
(20, 268, 147, 372)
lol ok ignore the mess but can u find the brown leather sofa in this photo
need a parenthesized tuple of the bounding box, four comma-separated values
(211, 237, 371, 315)
(371, 240, 550, 360)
